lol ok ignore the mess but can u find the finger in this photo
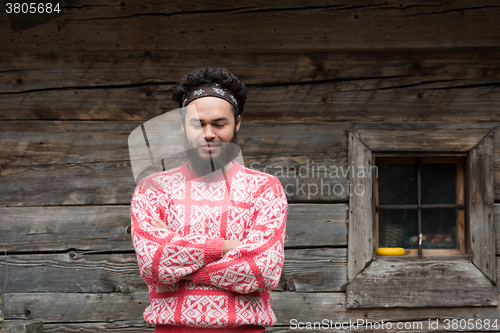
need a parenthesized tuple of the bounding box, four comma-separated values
(153, 217, 171, 231)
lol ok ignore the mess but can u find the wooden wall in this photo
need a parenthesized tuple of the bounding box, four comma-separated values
(1, 0, 500, 331)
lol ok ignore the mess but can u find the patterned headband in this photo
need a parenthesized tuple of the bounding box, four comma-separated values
(182, 82, 240, 114)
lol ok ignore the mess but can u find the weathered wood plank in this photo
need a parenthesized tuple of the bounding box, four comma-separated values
(2, 122, 500, 205)
(270, 293, 500, 326)
(347, 131, 374, 281)
(0, 320, 43, 333)
(4, 292, 149, 322)
(346, 260, 498, 308)
(4, 253, 145, 294)
(284, 204, 347, 248)
(2, 1, 500, 50)
(0, 121, 138, 166)
(352, 128, 491, 152)
(2, 83, 500, 122)
(468, 132, 496, 283)
(6, 292, 500, 325)
(0, 122, 351, 205)
(43, 321, 153, 333)
(0, 206, 132, 252)
(0, 204, 347, 252)
(278, 248, 346, 292)
(0, 160, 135, 207)
(3, 49, 500, 94)
(3, 250, 347, 293)
(496, 205, 500, 255)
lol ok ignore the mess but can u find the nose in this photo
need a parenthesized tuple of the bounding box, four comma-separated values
(203, 125, 216, 140)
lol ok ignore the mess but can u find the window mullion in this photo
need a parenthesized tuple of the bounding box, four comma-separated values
(417, 157, 422, 257)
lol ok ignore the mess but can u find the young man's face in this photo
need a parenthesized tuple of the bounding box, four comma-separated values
(181, 96, 241, 175)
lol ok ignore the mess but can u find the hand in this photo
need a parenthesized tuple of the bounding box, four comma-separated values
(151, 216, 171, 231)
(181, 275, 192, 281)
(223, 239, 241, 256)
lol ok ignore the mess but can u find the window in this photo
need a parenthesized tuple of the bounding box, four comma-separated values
(346, 128, 496, 308)
(376, 156, 466, 256)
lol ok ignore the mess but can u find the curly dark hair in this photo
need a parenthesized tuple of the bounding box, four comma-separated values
(172, 67, 247, 123)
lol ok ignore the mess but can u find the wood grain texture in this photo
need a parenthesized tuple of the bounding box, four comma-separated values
(468, 132, 496, 283)
(43, 321, 154, 333)
(346, 260, 498, 308)
(283, 204, 347, 248)
(2, 1, 500, 50)
(6, 292, 500, 326)
(496, 205, 500, 255)
(0, 320, 43, 333)
(2, 81, 500, 122)
(347, 131, 374, 281)
(4, 252, 145, 293)
(271, 293, 500, 325)
(3, 122, 500, 206)
(0, 121, 352, 206)
(0, 204, 347, 252)
(352, 128, 491, 152)
(4, 249, 347, 293)
(2, 49, 500, 95)
(3, 292, 149, 322)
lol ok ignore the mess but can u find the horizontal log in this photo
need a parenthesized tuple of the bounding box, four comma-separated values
(3, 248, 347, 293)
(0, 204, 347, 252)
(2, 121, 500, 205)
(3, 250, 497, 296)
(0, 320, 43, 333)
(5, 292, 500, 326)
(346, 260, 498, 308)
(2, 82, 500, 122)
(0, 121, 352, 205)
(2, 1, 500, 50)
(43, 321, 153, 333)
(496, 205, 500, 254)
(2, 48, 500, 95)
(271, 293, 500, 326)
(40, 321, 500, 333)
(278, 248, 346, 292)
(4, 252, 145, 293)
(4, 292, 149, 323)
(352, 128, 491, 152)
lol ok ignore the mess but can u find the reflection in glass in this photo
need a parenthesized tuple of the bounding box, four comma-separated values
(421, 164, 457, 204)
(378, 209, 417, 248)
(421, 209, 458, 249)
(378, 164, 417, 205)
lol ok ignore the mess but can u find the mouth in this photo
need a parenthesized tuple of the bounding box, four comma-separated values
(198, 143, 221, 152)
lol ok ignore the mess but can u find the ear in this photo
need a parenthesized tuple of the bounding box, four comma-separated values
(235, 115, 241, 132)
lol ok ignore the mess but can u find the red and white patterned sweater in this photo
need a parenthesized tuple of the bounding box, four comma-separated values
(131, 160, 288, 332)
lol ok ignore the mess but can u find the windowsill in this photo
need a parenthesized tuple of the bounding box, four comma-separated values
(376, 254, 470, 261)
(346, 259, 498, 308)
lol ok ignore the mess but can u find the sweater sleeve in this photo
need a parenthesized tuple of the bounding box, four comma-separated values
(131, 174, 224, 286)
(190, 177, 288, 294)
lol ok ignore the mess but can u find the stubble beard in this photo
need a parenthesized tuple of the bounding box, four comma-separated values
(183, 129, 240, 176)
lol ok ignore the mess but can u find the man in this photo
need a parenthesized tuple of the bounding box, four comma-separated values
(131, 67, 288, 333)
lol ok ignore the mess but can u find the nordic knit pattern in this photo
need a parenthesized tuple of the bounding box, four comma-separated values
(131, 161, 288, 332)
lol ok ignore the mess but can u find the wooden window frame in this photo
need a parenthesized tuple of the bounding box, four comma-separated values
(346, 129, 497, 308)
(375, 156, 466, 256)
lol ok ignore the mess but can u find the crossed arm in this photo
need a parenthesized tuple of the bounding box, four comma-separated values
(149, 216, 241, 281)
(131, 175, 287, 293)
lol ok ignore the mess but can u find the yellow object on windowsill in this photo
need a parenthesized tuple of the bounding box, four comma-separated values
(376, 247, 406, 256)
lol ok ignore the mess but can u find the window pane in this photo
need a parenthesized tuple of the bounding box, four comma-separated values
(421, 164, 457, 204)
(421, 209, 457, 249)
(379, 209, 418, 248)
(378, 164, 417, 205)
